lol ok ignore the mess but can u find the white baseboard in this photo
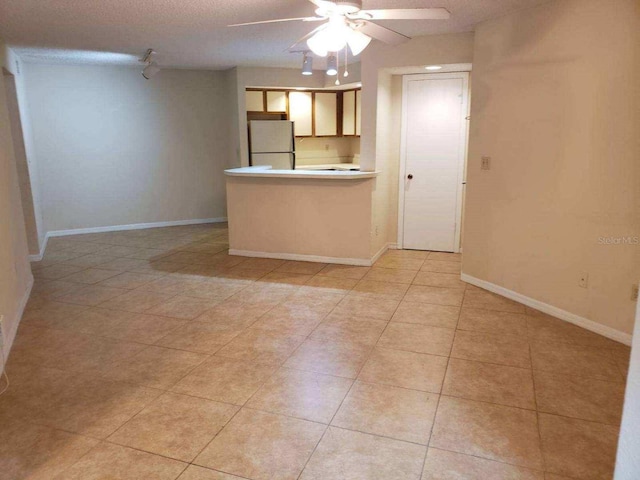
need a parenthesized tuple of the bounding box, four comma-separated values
(229, 242, 398, 267)
(229, 249, 373, 267)
(370, 242, 397, 265)
(461, 273, 632, 346)
(1, 275, 34, 367)
(28, 218, 227, 262)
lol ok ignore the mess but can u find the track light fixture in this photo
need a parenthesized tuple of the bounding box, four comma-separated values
(301, 52, 313, 76)
(140, 49, 161, 80)
(326, 54, 338, 76)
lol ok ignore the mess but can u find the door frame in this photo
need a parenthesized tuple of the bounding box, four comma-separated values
(397, 72, 470, 253)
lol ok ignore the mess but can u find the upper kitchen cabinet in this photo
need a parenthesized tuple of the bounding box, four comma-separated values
(245, 90, 264, 112)
(342, 90, 356, 136)
(288, 91, 313, 137)
(314, 92, 338, 137)
(266, 91, 287, 112)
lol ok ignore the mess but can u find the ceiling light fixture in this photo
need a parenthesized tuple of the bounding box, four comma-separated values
(141, 49, 161, 79)
(326, 54, 338, 76)
(301, 52, 313, 75)
(425, 65, 443, 71)
(306, 16, 372, 57)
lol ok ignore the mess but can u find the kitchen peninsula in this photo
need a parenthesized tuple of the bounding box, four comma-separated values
(225, 166, 379, 265)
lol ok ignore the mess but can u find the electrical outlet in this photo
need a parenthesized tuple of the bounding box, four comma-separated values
(632, 285, 639, 301)
(578, 272, 589, 289)
(481, 156, 491, 170)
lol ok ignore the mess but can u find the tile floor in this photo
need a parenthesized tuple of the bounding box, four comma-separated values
(0, 223, 631, 480)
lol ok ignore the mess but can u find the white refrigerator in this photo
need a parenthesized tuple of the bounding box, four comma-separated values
(249, 120, 296, 170)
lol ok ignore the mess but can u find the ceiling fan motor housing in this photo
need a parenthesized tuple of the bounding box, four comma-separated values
(325, 1, 362, 14)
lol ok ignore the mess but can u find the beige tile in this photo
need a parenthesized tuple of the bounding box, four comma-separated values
(463, 288, 526, 313)
(378, 322, 455, 357)
(235, 257, 286, 271)
(384, 249, 430, 260)
(178, 465, 244, 479)
(391, 301, 460, 329)
(358, 347, 448, 393)
(442, 358, 536, 409)
(0, 418, 99, 480)
(214, 266, 269, 281)
(310, 315, 387, 346)
(318, 263, 370, 280)
(230, 283, 297, 305)
(332, 293, 400, 320)
(183, 281, 246, 300)
(196, 300, 272, 327)
(422, 448, 544, 480)
(284, 339, 372, 379)
(30, 279, 84, 299)
(413, 271, 467, 289)
(374, 254, 424, 270)
(138, 275, 205, 295)
(104, 345, 207, 389)
(304, 275, 359, 293)
(51, 307, 132, 337)
(247, 367, 352, 423)
(530, 341, 623, 382)
(250, 304, 329, 336)
(332, 381, 438, 444)
(22, 300, 89, 329)
(428, 252, 462, 262)
(104, 313, 185, 344)
(99, 289, 173, 313)
(98, 271, 164, 289)
(155, 320, 243, 353)
(458, 307, 528, 336)
(420, 260, 461, 274)
(42, 375, 162, 439)
(61, 442, 187, 479)
(216, 329, 305, 365)
(56, 285, 127, 306)
(300, 427, 426, 480)
(431, 396, 543, 469)
(534, 371, 625, 424)
(172, 356, 277, 405)
(452, 330, 531, 368)
(362, 267, 417, 284)
(257, 271, 313, 286)
(33, 263, 87, 281)
(62, 268, 122, 285)
(147, 295, 223, 319)
(539, 413, 619, 480)
(63, 253, 119, 268)
(526, 314, 619, 348)
(404, 285, 464, 306)
(195, 408, 325, 480)
(352, 279, 410, 299)
(109, 392, 238, 462)
(276, 260, 327, 275)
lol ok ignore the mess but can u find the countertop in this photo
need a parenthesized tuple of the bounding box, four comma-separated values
(295, 163, 360, 171)
(225, 166, 379, 180)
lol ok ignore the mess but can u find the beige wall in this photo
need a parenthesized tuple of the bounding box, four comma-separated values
(23, 64, 230, 233)
(227, 177, 372, 262)
(463, 0, 640, 336)
(359, 33, 475, 256)
(0, 40, 32, 363)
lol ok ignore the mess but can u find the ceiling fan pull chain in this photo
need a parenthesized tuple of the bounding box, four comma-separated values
(344, 46, 349, 77)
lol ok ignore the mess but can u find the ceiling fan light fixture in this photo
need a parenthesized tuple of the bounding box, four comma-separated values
(307, 30, 329, 57)
(301, 53, 313, 75)
(326, 54, 338, 76)
(347, 29, 371, 56)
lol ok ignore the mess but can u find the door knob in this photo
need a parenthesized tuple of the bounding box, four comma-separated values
(407, 174, 413, 180)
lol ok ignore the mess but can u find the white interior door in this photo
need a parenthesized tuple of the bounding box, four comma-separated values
(400, 73, 469, 252)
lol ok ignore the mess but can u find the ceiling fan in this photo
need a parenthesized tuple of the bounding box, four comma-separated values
(229, 0, 450, 57)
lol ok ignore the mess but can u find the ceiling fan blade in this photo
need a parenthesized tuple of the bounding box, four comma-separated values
(355, 21, 410, 45)
(307, 0, 331, 8)
(228, 17, 320, 27)
(359, 8, 451, 20)
(287, 24, 327, 51)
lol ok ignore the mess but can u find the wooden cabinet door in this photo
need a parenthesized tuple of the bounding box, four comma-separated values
(342, 90, 356, 136)
(245, 90, 264, 112)
(266, 91, 287, 112)
(289, 91, 313, 137)
(355, 89, 362, 136)
(314, 92, 338, 136)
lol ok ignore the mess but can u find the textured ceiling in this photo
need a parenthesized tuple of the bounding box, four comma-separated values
(0, 0, 551, 69)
